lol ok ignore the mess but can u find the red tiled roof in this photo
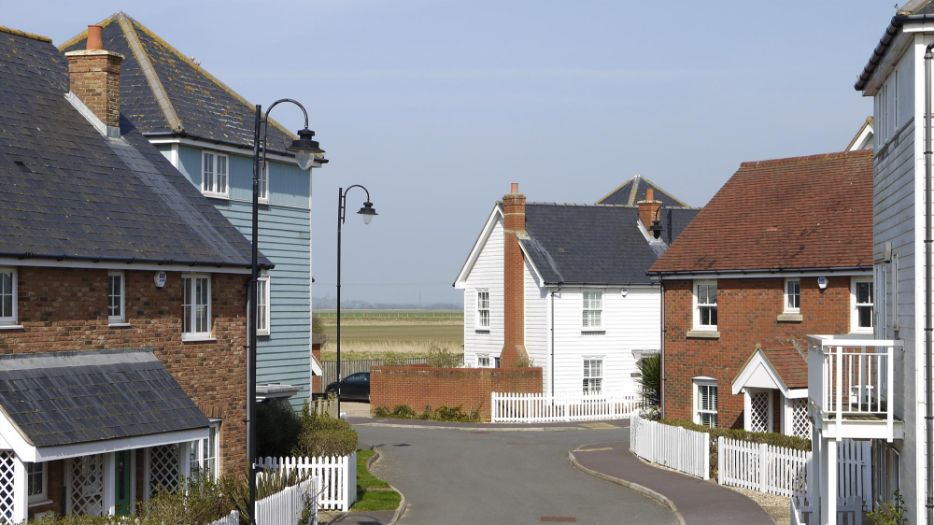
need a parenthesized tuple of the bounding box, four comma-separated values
(760, 347, 808, 389)
(650, 150, 873, 274)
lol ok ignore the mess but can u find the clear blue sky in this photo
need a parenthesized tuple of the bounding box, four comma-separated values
(7, 1, 895, 307)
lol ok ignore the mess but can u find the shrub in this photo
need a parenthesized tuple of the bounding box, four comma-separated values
(222, 470, 312, 524)
(256, 399, 302, 457)
(430, 405, 480, 422)
(636, 354, 661, 407)
(373, 404, 480, 422)
(868, 490, 908, 525)
(293, 408, 358, 457)
(427, 345, 462, 368)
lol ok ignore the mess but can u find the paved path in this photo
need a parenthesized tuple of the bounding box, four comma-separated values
(319, 510, 396, 525)
(355, 421, 678, 525)
(570, 441, 773, 525)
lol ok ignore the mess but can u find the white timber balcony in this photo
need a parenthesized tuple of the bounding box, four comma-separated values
(807, 335, 904, 442)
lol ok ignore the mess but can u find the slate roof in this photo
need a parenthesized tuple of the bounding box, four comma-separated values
(855, 0, 934, 91)
(597, 175, 690, 207)
(0, 350, 208, 448)
(0, 26, 268, 269)
(61, 13, 304, 155)
(650, 151, 873, 275)
(519, 204, 699, 285)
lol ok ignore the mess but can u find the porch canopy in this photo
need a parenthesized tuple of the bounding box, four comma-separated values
(0, 349, 209, 462)
(732, 346, 808, 399)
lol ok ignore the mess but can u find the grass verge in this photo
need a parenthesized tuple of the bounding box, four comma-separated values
(352, 449, 401, 512)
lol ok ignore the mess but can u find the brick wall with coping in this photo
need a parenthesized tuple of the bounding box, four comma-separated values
(662, 276, 855, 429)
(370, 366, 543, 421)
(0, 267, 248, 480)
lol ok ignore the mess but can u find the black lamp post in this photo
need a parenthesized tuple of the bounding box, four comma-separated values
(248, 99, 324, 525)
(336, 185, 377, 417)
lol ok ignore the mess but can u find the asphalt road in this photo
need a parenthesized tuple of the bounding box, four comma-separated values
(355, 423, 678, 525)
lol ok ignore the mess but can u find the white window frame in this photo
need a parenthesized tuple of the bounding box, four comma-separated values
(477, 354, 492, 368)
(258, 161, 270, 204)
(190, 421, 220, 481)
(201, 151, 229, 198)
(26, 462, 47, 505)
(257, 275, 271, 336)
(107, 271, 126, 325)
(182, 274, 212, 341)
(784, 278, 800, 314)
(693, 280, 718, 331)
(851, 277, 874, 334)
(476, 289, 490, 330)
(582, 290, 603, 331)
(583, 357, 604, 396)
(693, 378, 718, 428)
(0, 267, 17, 327)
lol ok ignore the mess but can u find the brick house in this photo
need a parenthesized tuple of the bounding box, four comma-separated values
(0, 25, 263, 520)
(649, 150, 873, 437)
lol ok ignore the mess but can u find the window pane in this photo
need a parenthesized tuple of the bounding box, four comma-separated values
(859, 306, 873, 328)
(204, 154, 214, 192)
(217, 156, 228, 192)
(857, 282, 873, 304)
(183, 278, 192, 333)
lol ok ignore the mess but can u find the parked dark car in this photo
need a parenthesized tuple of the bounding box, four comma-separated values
(325, 372, 370, 402)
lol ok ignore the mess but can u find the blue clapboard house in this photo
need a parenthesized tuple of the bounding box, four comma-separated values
(63, 13, 326, 409)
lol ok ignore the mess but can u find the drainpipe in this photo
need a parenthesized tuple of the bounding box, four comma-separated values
(924, 43, 934, 525)
(660, 281, 666, 418)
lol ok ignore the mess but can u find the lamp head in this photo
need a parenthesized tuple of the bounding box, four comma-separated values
(288, 128, 324, 170)
(357, 201, 378, 225)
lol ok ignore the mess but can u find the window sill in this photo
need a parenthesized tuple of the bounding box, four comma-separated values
(257, 330, 270, 337)
(687, 330, 719, 339)
(258, 198, 270, 205)
(202, 192, 230, 200)
(581, 329, 606, 335)
(474, 328, 490, 333)
(0, 324, 24, 331)
(108, 322, 131, 328)
(182, 335, 217, 343)
(29, 499, 53, 508)
(777, 313, 803, 323)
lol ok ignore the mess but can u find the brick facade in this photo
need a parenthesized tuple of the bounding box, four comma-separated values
(370, 366, 543, 421)
(65, 50, 123, 128)
(0, 266, 248, 477)
(662, 276, 856, 428)
(501, 185, 528, 367)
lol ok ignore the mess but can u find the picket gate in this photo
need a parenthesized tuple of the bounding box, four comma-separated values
(491, 392, 642, 423)
(717, 437, 809, 497)
(256, 453, 357, 511)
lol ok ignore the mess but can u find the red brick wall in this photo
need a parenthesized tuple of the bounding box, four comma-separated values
(370, 366, 543, 421)
(0, 267, 248, 477)
(662, 276, 854, 429)
(501, 189, 527, 367)
(66, 51, 123, 128)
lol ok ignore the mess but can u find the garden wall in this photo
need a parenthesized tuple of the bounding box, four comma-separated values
(370, 366, 543, 421)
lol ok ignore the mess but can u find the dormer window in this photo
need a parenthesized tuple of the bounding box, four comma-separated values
(0, 268, 16, 327)
(202, 151, 229, 198)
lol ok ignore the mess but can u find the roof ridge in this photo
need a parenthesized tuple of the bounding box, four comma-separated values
(739, 149, 871, 169)
(635, 174, 691, 207)
(595, 174, 637, 204)
(0, 25, 52, 44)
(123, 14, 297, 142)
(115, 14, 183, 133)
(57, 13, 120, 50)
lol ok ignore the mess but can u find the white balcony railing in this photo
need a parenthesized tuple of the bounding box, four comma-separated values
(807, 335, 902, 441)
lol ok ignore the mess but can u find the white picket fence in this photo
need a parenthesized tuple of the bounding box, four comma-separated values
(491, 392, 642, 423)
(256, 453, 357, 511)
(208, 510, 240, 525)
(718, 437, 809, 497)
(629, 414, 710, 479)
(255, 477, 316, 525)
(789, 441, 872, 525)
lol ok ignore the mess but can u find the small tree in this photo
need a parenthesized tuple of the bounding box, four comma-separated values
(636, 354, 661, 407)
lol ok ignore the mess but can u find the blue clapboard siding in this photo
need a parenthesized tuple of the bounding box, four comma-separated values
(163, 144, 312, 410)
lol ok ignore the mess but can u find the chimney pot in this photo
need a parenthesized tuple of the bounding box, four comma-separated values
(510, 182, 519, 194)
(646, 187, 654, 202)
(86, 25, 103, 50)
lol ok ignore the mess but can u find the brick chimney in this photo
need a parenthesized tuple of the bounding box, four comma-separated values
(64, 25, 124, 129)
(501, 182, 529, 368)
(638, 187, 662, 233)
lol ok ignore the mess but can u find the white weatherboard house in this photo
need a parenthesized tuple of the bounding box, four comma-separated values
(800, 1, 934, 523)
(454, 182, 697, 397)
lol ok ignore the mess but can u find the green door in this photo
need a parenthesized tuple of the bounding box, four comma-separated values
(114, 451, 132, 516)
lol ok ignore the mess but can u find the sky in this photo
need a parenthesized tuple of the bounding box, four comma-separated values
(6, 1, 896, 308)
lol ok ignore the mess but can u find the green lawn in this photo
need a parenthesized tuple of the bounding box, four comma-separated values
(352, 449, 401, 512)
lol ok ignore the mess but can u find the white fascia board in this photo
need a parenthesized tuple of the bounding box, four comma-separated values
(731, 350, 790, 397)
(657, 269, 872, 281)
(64, 92, 120, 138)
(453, 204, 503, 288)
(516, 241, 546, 287)
(786, 388, 808, 399)
(0, 258, 251, 275)
(861, 30, 914, 95)
(147, 137, 320, 167)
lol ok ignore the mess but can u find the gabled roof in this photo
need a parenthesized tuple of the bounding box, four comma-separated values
(0, 26, 267, 269)
(60, 13, 303, 155)
(855, 1, 934, 91)
(846, 116, 874, 151)
(0, 350, 208, 448)
(650, 150, 873, 276)
(732, 347, 808, 397)
(597, 174, 690, 207)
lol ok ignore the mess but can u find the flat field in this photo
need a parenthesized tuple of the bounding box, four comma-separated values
(316, 309, 463, 360)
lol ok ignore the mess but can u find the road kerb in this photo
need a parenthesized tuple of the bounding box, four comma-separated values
(368, 446, 407, 525)
(568, 448, 687, 525)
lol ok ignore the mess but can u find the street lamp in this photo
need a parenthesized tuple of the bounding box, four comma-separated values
(336, 185, 377, 417)
(248, 99, 324, 525)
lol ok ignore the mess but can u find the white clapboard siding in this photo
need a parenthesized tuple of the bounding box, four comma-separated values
(256, 453, 356, 511)
(629, 414, 709, 480)
(462, 218, 504, 366)
(524, 261, 548, 378)
(491, 392, 641, 423)
(255, 477, 315, 525)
